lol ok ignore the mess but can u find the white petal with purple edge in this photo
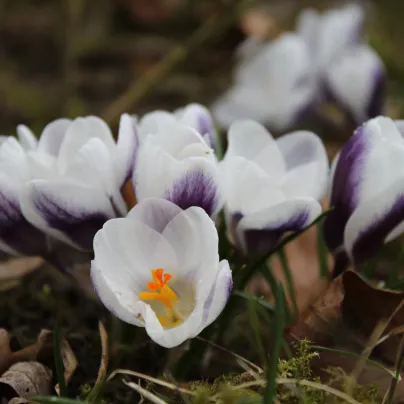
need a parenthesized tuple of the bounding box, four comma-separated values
(344, 178, 404, 264)
(20, 179, 115, 250)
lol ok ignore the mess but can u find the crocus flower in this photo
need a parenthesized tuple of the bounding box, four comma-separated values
(19, 115, 137, 250)
(297, 4, 364, 74)
(135, 103, 216, 149)
(0, 137, 48, 256)
(324, 116, 404, 269)
(91, 198, 232, 348)
(219, 120, 328, 255)
(133, 121, 222, 217)
(212, 33, 317, 132)
(325, 45, 385, 123)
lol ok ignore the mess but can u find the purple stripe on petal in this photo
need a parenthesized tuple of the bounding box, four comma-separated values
(366, 69, 385, 119)
(197, 114, 216, 149)
(166, 169, 218, 216)
(352, 195, 404, 265)
(34, 193, 109, 250)
(244, 209, 310, 256)
(0, 191, 48, 255)
(323, 125, 367, 253)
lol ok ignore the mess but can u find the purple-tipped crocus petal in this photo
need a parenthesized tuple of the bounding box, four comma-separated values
(0, 177, 48, 256)
(344, 178, 404, 265)
(201, 260, 232, 327)
(37, 119, 72, 156)
(166, 169, 220, 217)
(114, 114, 139, 188)
(237, 198, 322, 255)
(20, 179, 115, 250)
(323, 124, 368, 253)
(180, 104, 216, 149)
(127, 198, 182, 233)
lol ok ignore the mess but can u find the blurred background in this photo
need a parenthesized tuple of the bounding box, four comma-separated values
(1, 0, 403, 138)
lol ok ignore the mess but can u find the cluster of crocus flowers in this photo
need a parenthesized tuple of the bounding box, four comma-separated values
(213, 3, 385, 132)
(2, 89, 403, 348)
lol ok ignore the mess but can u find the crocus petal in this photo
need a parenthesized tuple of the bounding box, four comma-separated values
(176, 103, 216, 149)
(138, 111, 177, 140)
(127, 197, 182, 233)
(114, 113, 138, 188)
(276, 130, 329, 200)
(16, 124, 38, 150)
(37, 118, 72, 156)
(57, 116, 115, 173)
(202, 260, 232, 327)
(344, 178, 404, 264)
(326, 45, 385, 123)
(165, 167, 220, 217)
(226, 120, 285, 178)
(92, 217, 177, 296)
(20, 179, 115, 250)
(237, 198, 322, 255)
(140, 302, 205, 348)
(91, 261, 144, 326)
(323, 117, 404, 253)
(162, 207, 219, 293)
(0, 175, 48, 256)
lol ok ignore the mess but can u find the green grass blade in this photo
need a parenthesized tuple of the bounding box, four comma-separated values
(264, 284, 286, 403)
(316, 218, 329, 278)
(53, 322, 67, 397)
(278, 248, 298, 317)
(247, 299, 267, 367)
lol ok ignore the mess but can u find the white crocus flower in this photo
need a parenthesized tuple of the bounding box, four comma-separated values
(297, 3, 364, 73)
(91, 198, 232, 348)
(0, 137, 48, 256)
(325, 45, 385, 124)
(219, 120, 328, 255)
(212, 33, 316, 132)
(19, 115, 137, 251)
(134, 103, 216, 149)
(133, 121, 222, 217)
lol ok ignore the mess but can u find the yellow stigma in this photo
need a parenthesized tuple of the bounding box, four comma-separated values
(138, 268, 183, 327)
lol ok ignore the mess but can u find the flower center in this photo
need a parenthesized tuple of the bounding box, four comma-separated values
(138, 268, 183, 327)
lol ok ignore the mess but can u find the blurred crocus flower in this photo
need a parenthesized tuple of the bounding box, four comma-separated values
(91, 198, 232, 348)
(297, 3, 364, 73)
(135, 103, 216, 149)
(133, 121, 222, 217)
(19, 115, 137, 251)
(325, 45, 385, 123)
(212, 33, 316, 132)
(324, 116, 404, 269)
(0, 137, 48, 256)
(297, 4, 385, 123)
(219, 120, 328, 255)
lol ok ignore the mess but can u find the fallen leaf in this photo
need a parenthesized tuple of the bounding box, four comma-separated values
(342, 271, 404, 364)
(54, 337, 78, 396)
(0, 362, 52, 400)
(0, 257, 44, 291)
(288, 275, 344, 345)
(9, 398, 35, 403)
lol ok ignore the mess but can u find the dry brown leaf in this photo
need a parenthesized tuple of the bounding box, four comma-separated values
(9, 398, 35, 403)
(288, 275, 344, 345)
(0, 257, 44, 291)
(55, 338, 78, 396)
(342, 271, 404, 363)
(0, 362, 52, 400)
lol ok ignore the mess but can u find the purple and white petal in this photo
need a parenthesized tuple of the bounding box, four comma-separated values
(37, 118, 72, 156)
(20, 179, 115, 250)
(237, 198, 322, 255)
(114, 113, 138, 189)
(325, 45, 385, 123)
(176, 103, 216, 149)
